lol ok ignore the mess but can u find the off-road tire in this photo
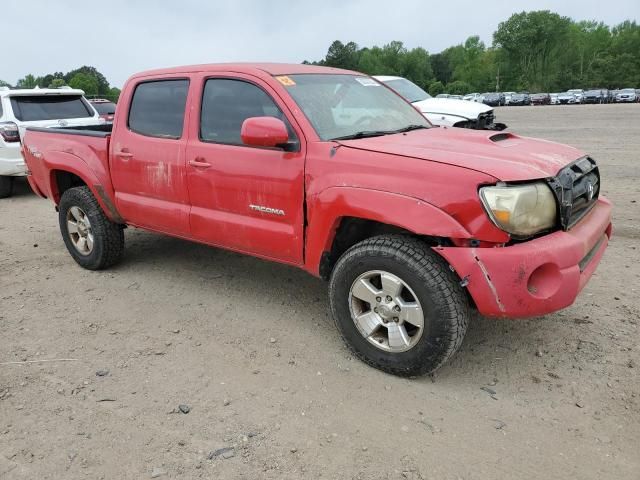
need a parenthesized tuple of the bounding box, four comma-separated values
(0, 176, 14, 198)
(329, 235, 470, 377)
(58, 186, 124, 270)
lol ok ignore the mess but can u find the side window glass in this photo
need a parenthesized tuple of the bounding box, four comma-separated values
(200, 79, 296, 146)
(128, 80, 189, 139)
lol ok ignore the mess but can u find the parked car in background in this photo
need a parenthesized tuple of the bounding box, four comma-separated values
(375, 76, 506, 130)
(567, 89, 584, 103)
(550, 93, 560, 105)
(583, 89, 607, 104)
(615, 88, 637, 103)
(0, 86, 103, 198)
(22, 62, 612, 376)
(481, 92, 503, 107)
(503, 92, 517, 105)
(530, 93, 551, 105)
(449, 95, 463, 100)
(462, 93, 483, 102)
(509, 93, 530, 106)
(89, 99, 116, 123)
(558, 92, 578, 105)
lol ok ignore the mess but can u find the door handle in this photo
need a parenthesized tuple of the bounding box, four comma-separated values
(116, 148, 133, 159)
(189, 157, 211, 168)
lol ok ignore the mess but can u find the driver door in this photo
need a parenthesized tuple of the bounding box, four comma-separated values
(185, 74, 306, 264)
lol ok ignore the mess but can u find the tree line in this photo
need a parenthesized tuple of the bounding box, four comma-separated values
(1, 66, 121, 102)
(304, 10, 640, 95)
(2, 11, 638, 99)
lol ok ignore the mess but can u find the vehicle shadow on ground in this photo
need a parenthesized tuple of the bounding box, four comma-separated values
(9, 177, 34, 198)
(117, 228, 560, 381)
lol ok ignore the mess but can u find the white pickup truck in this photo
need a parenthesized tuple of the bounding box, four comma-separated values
(375, 76, 506, 131)
(0, 87, 104, 197)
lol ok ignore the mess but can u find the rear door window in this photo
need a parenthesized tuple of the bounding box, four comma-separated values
(128, 80, 189, 139)
(9, 95, 93, 121)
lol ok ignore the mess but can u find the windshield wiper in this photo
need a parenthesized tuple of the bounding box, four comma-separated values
(330, 124, 428, 141)
(391, 124, 429, 133)
(330, 130, 392, 141)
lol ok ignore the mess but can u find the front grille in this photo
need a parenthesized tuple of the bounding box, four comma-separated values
(547, 157, 600, 230)
(475, 111, 494, 129)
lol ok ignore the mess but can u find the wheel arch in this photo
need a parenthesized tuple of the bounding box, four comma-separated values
(44, 152, 124, 224)
(305, 187, 471, 279)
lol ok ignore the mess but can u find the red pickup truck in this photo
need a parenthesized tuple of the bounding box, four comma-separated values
(22, 63, 612, 376)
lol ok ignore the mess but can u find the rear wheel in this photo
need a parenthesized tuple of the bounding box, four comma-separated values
(58, 186, 124, 270)
(0, 176, 14, 198)
(328, 235, 470, 376)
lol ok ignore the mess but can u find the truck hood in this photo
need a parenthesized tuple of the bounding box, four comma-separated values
(412, 98, 492, 120)
(338, 128, 584, 182)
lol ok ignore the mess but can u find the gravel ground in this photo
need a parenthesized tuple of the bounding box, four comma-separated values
(1, 104, 639, 480)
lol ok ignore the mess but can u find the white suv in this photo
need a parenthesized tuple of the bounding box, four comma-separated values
(0, 87, 103, 198)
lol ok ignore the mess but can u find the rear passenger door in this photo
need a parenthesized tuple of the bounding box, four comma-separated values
(110, 77, 192, 235)
(185, 74, 305, 264)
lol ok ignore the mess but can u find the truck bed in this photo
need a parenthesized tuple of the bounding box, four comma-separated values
(22, 124, 114, 207)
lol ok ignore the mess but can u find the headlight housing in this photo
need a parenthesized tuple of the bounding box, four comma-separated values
(479, 182, 557, 237)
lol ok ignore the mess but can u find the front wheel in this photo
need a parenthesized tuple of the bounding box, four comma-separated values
(328, 235, 470, 376)
(58, 186, 124, 270)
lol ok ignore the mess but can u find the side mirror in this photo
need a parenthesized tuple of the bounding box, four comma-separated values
(241, 117, 289, 148)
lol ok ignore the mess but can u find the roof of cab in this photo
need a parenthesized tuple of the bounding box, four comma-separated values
(130, 63, 360, 80)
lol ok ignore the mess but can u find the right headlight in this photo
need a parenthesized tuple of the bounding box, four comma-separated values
(479, 182, 557, 237)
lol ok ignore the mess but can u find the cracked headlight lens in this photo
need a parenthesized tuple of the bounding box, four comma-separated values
(479, 182, 557, 237)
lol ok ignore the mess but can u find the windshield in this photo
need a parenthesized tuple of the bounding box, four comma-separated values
(381, 78, 431, 103)
(283, 74, 430, 141)
(9, 95, 93, 121)
(621, 88, 635, 93)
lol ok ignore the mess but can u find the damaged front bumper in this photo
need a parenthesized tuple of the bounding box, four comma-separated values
(435, 197, 613, 318)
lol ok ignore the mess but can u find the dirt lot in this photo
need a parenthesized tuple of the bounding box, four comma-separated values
(1, 104, 639, 480)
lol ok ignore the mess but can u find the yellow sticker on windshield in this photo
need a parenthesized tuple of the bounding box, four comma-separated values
(275, 75, 296, 86)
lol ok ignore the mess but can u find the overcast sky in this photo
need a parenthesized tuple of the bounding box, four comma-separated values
(4, 0, 639, 87)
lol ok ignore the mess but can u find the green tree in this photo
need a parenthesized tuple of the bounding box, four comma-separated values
(608, 21, 640, 87)
(324, 41, 361, 70)
(37, 71, 65, 88)
(69, 73, 99, 95)
(0, 79, 11, 88)
(357, 46, 386, 74)
(48, 78, 66, 88)
(64, 66, 110, 95)
(446, 80, 471, 95)
(307, 12, 639, 93)
(428, 81, 445, 96)
(493, 10, 572, 91)
(108, 87, 121, 103)
(399, 47, 433, 89)
(16, 74, 38, 88)
(430, 53, 453, 84)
